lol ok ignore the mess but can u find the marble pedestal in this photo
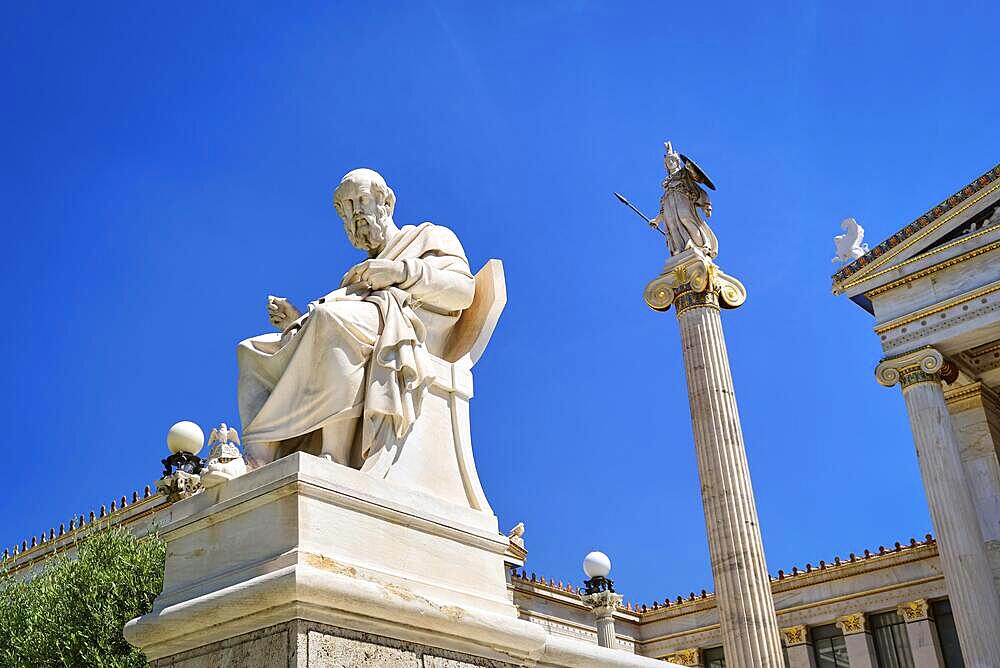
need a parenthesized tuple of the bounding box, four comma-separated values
(125, 454, 675, 667)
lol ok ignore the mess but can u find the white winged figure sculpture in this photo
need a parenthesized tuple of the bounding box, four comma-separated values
(833, 217, 868, 263)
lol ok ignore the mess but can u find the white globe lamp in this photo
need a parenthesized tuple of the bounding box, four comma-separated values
(167, 421, 205, 455)
(582, 550, 612, 579)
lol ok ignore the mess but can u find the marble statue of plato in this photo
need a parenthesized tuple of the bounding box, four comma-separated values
(236, 168, 475, 473)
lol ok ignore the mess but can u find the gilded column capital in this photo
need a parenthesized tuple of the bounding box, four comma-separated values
(644, 247, 746, 314)
(875, 346, 958, 390)
(780, 625, 809, 646)
(897, 599, 931, 622)
(836, 612, 868, 635)
(666, 648, 701, 666)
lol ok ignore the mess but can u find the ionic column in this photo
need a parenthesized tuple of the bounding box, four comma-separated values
(645, 248, 784, 668)
(897, 599, 945, 668)
(782, 626, 817, 668)
(836, 613, 877, 668)
(877, 347, 1000, 668)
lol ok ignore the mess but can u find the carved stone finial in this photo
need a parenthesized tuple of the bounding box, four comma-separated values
(507, 521, 525, 549)
(202, 423, 248, 489)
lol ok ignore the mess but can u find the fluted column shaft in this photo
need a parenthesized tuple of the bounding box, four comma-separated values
(595, 613, 616, 649)
(877, 348, 1000, 668)
(644, 249, 783, 668)
(676, 298, 784, 668)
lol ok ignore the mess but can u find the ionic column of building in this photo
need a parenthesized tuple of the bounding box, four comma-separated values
(944, 382, 1000, 548)
(836, 613, 878, 668)
(897, 599, 945, 668)
(781, 626, 817, 668)
(876, 347, 1000, 668)
(645, 248, 784, 668)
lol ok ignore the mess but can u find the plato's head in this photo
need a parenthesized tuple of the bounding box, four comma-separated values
(334, 168, 396, 252)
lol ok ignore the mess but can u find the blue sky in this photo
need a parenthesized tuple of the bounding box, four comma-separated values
(2, 2, 997, 606)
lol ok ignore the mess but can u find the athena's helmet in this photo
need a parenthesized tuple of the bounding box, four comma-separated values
(663, 141, 683, 175)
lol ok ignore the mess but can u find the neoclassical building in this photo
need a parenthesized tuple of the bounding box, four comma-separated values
(4, 163, 999, 668)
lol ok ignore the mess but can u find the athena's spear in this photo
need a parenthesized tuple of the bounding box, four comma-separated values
(613, 192, 665, 236)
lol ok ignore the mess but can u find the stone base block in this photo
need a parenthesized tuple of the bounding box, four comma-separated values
(152, 620, 519, 668)
(126, 453, 674, 667)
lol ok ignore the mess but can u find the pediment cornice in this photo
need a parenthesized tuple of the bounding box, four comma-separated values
(833, 164, 1000, 296)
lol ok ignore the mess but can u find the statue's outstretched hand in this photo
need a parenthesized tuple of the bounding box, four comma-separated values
(703, 202, 713, 219)
(343, 259, 406, 290)
(267, 295, 302, 330)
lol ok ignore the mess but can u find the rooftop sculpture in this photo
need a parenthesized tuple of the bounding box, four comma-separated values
(833, 217, 869, 263)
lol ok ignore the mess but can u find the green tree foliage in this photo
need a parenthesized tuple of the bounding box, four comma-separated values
(0, 525, 165, 667)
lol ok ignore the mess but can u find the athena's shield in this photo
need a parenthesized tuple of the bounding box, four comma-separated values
(680, 154, 716, 191)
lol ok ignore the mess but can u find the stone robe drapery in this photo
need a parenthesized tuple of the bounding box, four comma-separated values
(237, 223, 474, 470)
(656, 170, 717, 256)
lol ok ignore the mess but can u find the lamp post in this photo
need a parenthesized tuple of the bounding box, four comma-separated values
(157, 421, 206, 500)
(579, 551, 623, 649)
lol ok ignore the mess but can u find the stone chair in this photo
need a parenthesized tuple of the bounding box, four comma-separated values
(380, 258, 506, 511)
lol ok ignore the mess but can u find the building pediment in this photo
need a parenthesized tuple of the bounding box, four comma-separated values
(832, 164, 1000, 311)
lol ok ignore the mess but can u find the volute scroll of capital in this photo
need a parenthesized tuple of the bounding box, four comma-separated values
(714, 270, 747, 309)
(875, 347, 945, 387)
(643, 259, 747, 313)
(644, 275, 677, 311)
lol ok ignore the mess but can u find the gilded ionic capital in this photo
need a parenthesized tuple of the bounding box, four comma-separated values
(875, 347, 958, 390)
(897, 599, 931, 622)
(780, 625, 809, 646)
(666, 648, 701, 666)
(836, 612, 868, 635)
(644, 247, 746, 314)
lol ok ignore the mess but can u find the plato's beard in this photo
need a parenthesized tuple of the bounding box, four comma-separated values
(351, 216, 385, 251)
